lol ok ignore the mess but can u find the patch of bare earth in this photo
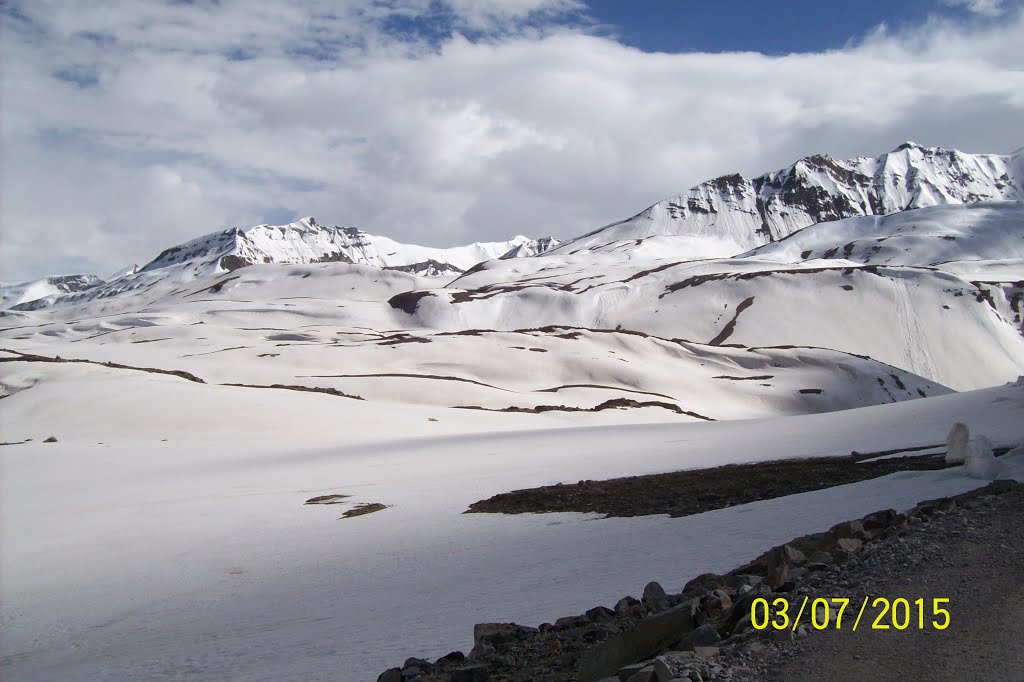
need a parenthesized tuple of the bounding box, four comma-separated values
(465, 448, 1012, 519)
(341, 503, 389, 519)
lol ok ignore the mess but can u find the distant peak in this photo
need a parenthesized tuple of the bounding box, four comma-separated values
(893, 141, 923, 152)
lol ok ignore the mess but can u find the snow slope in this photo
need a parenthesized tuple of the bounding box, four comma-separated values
(0, 260, 949, 420)
(392, 202, 1024, 390)
(2, 360, 1023, 681)
(553, 143, 1022, 257)
(0, 275, 103, 309)
(744, 201, 1024, 268)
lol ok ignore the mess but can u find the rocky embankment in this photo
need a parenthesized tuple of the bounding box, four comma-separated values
(377, 480, 1024, 682)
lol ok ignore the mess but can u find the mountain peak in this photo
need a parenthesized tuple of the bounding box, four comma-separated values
(551, 143, 1023, 257)
(892, 140, 923, 152)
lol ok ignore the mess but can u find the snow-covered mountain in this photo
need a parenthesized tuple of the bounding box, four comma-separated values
(140, 217, 531, 277)
(4, 218, 535, 310)
(0, 274, 103, 309)
(499, 236, 561, 259)
(553, 142, 1022, 257)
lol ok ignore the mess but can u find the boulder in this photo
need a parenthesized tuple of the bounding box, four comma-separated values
(579, 602, 696, 682)
(764, 563, 789, 590)
(835, 537, 863, 553)
(401, 657, 433, 676)
(436, 651, 466, 665)
(774, 544, 806, 567)
(615, 596, 641, 615)
(643, 581, 669, 605)
(731, 613, 753, 635)
(682, 573, 724, 594)
(860, 509, 903, 530)
(376, 669, 402, 682)
(450, 665, 489, 682)
(726, 583, 771, 630)
(652, 656, 676, 681)
(617, 661, 654, 681)
(624, 666, 657, 682)
(946, 422, 970, 463)
(555, 615, 589, 629)
(688, 624, 720, 648)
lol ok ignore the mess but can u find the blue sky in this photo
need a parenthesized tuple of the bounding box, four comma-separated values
(369, 0, 1009, 54)
(1, 0, 1022, 280)
(585, 0, 965, 54)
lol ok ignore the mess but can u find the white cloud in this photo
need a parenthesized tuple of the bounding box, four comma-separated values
(2, 1, 1023, 280)
(939, 0, 1007, 17)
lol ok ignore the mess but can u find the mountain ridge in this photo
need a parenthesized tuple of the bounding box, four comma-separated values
(0, 274, 104, 310)
(139, 216, 535, 278)
(551, 142, 1022, 257)
(8, 142, 1021, 311)
(3, 220, 544, 309)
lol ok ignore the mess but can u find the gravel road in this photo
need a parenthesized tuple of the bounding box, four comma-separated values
(755, 485, 1024, 681)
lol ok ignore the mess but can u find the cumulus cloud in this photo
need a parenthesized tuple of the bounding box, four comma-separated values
(1, 1, 1023, 280)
